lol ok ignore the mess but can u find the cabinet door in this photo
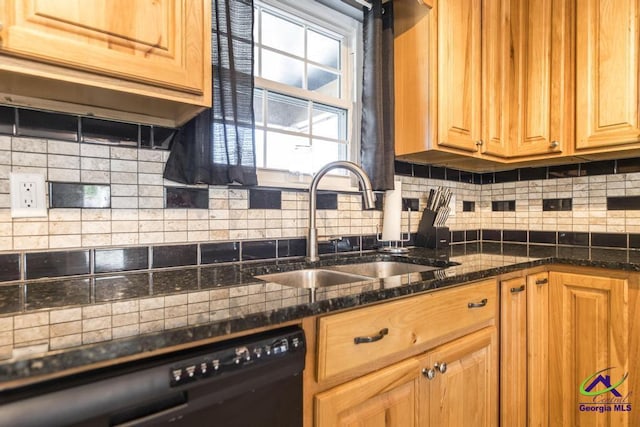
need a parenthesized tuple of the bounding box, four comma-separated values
(575, 0, 640, 150)
(315, 358, 420, 427)
(480, 0, 509, 157)
(549, 272, 629, 427)
(527, 272, 549, 427)
(500, 277, 527, 426)
(0, 0, 207, 94)
(420, 327, 498, 427)
(509, 0, 570, 157)
(437, 0, 482, 153)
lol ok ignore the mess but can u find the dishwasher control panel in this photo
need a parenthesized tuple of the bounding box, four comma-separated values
(169, 327, 305, 387)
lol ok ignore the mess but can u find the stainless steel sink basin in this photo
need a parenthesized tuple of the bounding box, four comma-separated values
(325, 261, 441, 278)
(254, 269, 371, 289)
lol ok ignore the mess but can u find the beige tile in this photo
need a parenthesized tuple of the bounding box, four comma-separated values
(14, 312, 49, 329)
(83, 329, 112, 344)
(165, 294, 188, 306)
(139, 297, 164, 311)
(0, 317, 13, 332)
(14, 326, 49, 344)
(50, 334, 82, 350)
(50, 321, 82, 337)
(113, 324, 140, 339)
(80, 144, 110, 158)
(82, 304, 111, 319)
(113, 312, 139, 327)
(140, 308, 164, 323)
(50, 308, 82, 324)
(165, 317, 188, 329)
(140, 320, 164, 334)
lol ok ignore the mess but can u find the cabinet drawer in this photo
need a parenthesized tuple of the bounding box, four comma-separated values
(317, 279, 497, 381)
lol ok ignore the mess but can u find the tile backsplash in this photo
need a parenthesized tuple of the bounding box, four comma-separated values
(3, 105, 640, 259)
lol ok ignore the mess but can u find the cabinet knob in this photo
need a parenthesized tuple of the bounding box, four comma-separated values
(435, 362, 447, 374)
(475, 140, 484, 151)
(422, 368, 437, 380)
(550, 141, 559, 149)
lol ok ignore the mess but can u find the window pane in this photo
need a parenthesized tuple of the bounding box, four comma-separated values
(255, 129, 265, 168)
(262, 50, 304, 88)
(307, 30, 340, 69)
(265, 132, 311, 171)
(311, 140, 348, 173)
(312, 104, 346, 140)
(261, 11, 304, 56)
(267, 92, 309, 133)
(254, 89, 264, 125)
(308, 66, 340, 97)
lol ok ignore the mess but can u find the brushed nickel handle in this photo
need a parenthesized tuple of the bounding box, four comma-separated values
(535, 278, 548, 285)
(468, 298, 488, 309)
(510, 285, 525, 293)
(550, 141, 559, 149)
(422, 368, 437, 380)
(354, 328, 389, 344)
(435, 362, 447, 374)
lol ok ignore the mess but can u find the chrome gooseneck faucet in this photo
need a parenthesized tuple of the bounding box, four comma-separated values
(307, 161, 376, 262)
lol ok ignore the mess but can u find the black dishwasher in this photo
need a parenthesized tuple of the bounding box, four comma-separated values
(0, 326, 305, 427)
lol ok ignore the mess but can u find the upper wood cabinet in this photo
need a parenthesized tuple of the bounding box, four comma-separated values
(508, 0, 571, 158)
(394, 0, 569, 168)
(575, 0, 640, 152)
(0, 0, 211, 126)
(436, 0, 482, 154)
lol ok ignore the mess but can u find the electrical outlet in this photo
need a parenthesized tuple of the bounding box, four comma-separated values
(10, 172, 47, 218)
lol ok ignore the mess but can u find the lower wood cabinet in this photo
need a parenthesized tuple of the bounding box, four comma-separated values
(500, 269, 637, 426)
(315, 358, 420, 427)
(418, 327, 498, 427)
(314, 327, 498, 427)
(549, 271, 630, 427)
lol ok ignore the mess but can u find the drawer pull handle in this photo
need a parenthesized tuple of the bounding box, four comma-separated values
(468, 298, 488, 309)
(510, 285, 525, 293)
(354, 328, 389, 344)
(535, 278, 548, 285)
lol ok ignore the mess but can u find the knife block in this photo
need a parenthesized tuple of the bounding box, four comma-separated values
(415, 209, 450, 249)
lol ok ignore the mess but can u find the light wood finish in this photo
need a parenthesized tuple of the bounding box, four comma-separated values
(0, 0, 210, 126)
(509, 0, 571, 157)
(500, 276, 527, 426)
(315, 357, 420, 427)
(575, 0, 640, 150)
(628, 275, 640, 427)
(419, 326, 498, 427)
(480, 0, 509, 157)
(436, 0, 482, 153)
(527, 272, 549, 427)
(549, 272, 629, 427)
(317, 279, 497, 382)
(394, 0, 436, 156)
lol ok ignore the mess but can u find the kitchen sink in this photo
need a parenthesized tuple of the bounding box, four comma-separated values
(324, 261, 441, 278)
(254, 269, 371, 289)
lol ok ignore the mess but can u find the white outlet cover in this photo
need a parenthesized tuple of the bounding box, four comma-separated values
(10, 172, 48, 218)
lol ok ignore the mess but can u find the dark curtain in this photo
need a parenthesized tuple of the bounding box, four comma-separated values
(164, 0, 257, 186)
(360, 0, 395, 191)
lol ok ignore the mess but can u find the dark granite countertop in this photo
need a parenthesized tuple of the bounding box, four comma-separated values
(1, 246, 639, 390)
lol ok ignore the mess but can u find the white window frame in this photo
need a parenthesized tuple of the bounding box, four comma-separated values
(254, 0, 363, 191)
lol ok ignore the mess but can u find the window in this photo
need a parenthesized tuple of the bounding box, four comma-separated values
(253, 0, 360, 185)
